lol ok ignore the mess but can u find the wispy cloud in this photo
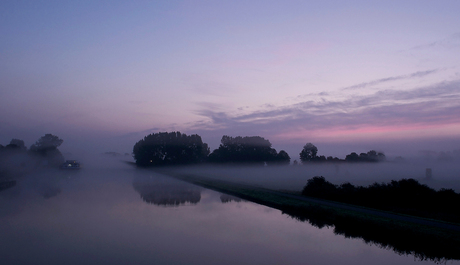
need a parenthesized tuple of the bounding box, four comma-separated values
(341, 69, 438, 91)
(191, 80, 460, 139)
(410, 32, 460, 50)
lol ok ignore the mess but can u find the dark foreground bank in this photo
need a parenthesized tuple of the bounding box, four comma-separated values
(302, 176, 460, 224)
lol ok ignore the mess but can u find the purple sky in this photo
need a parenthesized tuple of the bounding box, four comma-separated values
(1, 0, 460, 159)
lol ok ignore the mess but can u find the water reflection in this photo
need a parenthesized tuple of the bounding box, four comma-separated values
(220, 194, 242, 203)
(279, 204, 460, 262)
(164, 168, 460, 263)
(1, 162, 459, 265)
(33, 169, 80, 199)
(0, 168, 80, 199)
(133, 175, 201, 206)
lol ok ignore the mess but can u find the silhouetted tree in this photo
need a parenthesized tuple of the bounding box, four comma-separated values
(345, 152, 359, 161)
(345, 150, 385, 162)
(326, 156, 341, 162)
(275, 150, 291, 165)
(30, 134, 63, 151)
(8, 139, 26, 150)
(318, 155, 326, 161)
(4, 139, 27, 153)
(265, 149, 291, 165)
(366, 150, 386, 162)
(29, 134, 65, 167)
(1, 139, 29, 177)
(133, 131, 210, 167)
(299, 143, 318, 163)
(208, 135, 282, 165)
(301, 176, 337, 198)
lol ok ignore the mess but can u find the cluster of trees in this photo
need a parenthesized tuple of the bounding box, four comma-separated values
(132, 132, 386, 167)
(299, 143, 341, 162)
(132, 132, 290, 167)
(344, 150, 386, 162)
(0, 134, 65, 177)
(133, 132, 210, 167)
(29, 134, 65, 165)
(301, 176, 460, 224)
(0, 139, 27, 151)
(299, 142, 385, 163)
(208, 135, 290, 165)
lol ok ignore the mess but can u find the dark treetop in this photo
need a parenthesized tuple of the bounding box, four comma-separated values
(208, 135, 290, 165)
(133, 132, 210, 167)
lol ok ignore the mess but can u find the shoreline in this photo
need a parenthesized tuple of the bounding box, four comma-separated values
(155, 168, 460, 261)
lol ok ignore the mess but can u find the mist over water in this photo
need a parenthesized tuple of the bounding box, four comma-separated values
(1, 154, 460, 264)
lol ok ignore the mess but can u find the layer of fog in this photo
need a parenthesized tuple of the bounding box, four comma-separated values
(169, 160, 460, 192)
(4, 149, 458, 200)
(37, 152, 460, 193)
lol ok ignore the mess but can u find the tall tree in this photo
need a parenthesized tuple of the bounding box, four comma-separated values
(299, 143, 318, 163)
(29, 134, 65, 167)
(30, 134, 63, 151)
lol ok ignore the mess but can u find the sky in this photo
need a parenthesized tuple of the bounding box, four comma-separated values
(1, 0, 460, 159)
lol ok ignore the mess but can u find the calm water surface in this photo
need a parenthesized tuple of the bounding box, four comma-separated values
(1, 160, 458, 265)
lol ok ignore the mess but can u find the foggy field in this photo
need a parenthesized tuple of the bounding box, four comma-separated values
(169, 161, 460, 192)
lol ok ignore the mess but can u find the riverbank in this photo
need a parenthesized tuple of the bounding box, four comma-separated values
(156, 169, 460, 262)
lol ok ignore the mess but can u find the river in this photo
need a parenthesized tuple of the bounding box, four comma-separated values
(0, 159, 458, 265)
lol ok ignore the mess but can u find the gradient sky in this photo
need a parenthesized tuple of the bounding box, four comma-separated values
(1, 0, 460, 158)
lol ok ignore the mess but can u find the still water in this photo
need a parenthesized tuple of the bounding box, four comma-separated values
(1, 160, 458, 265)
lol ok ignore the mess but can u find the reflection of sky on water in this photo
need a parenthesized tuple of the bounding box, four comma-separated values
(0, 163, 458, 265)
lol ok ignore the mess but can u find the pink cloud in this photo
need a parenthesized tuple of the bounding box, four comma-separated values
(273, 122, 460, 144)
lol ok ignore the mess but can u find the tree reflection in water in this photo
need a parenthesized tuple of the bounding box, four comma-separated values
(280, 204, 460, 263)
(133, 175, 201, 206)
(220, 194, 242, 203)
(164, 171, 460, 263)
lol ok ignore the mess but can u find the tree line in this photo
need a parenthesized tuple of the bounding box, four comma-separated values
(0, 134, 65, 178)
(132, 131, 385, 167)
(132, 132, 290, 167)
(301, 176, 460, 224)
